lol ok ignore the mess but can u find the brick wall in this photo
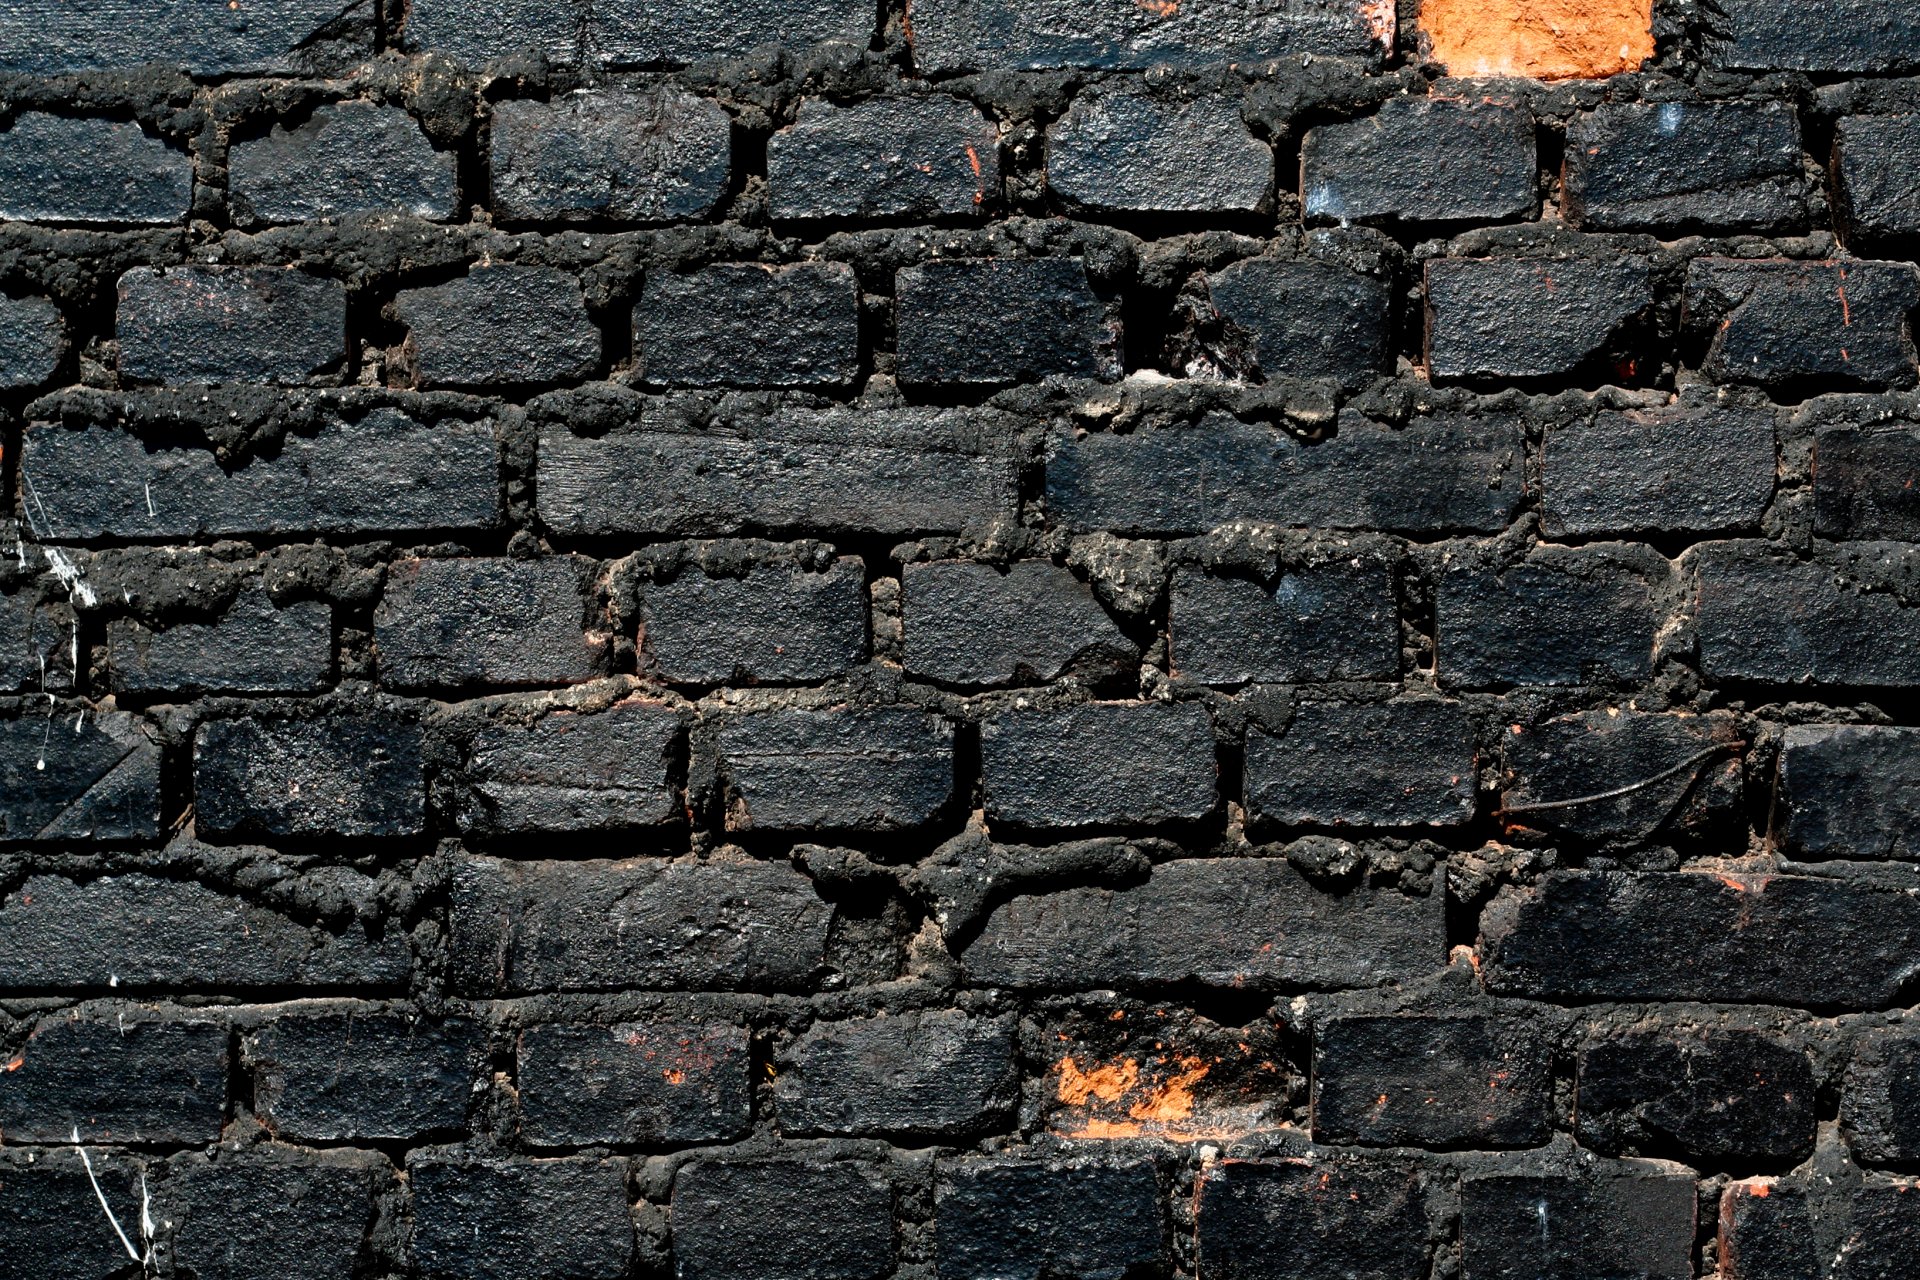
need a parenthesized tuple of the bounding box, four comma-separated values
(2, 1, 1918, 1278)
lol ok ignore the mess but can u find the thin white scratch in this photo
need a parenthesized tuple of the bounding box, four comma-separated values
(72, 1127, 141, 1262)
(144, 482, 155, 518)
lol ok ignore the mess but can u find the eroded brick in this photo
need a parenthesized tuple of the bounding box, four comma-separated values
(1048, 91, 1269, 215)
(1208, 258, 1390, 388)
(0, 294, 63, 387)
(108, 590, 332, 695)
(231, 102, 456, 223)
(1313, 1012, 1552, 1148)
(1835, 115, 1920, 247)
(457, 699, 682, 835)
(1426, 255, 1652, 382)
(769, 96, 998, 221)
(1565, 101, 1807, 233)
(902, 559, 1134, 686)
(194, 712, 426, 840)
(777, 1011, 1016, 1139)
(396, 265, 601, 388)
(1813, 422, 1920, 540)
(517, 1021, 752, 1147)
(1776, 724, 1920, 862)
(374, 556, 603, 693)
(634, 262, 859, 389)
(638, 557, 868, 684)
(1541, 404, 1776, 537)
(1841, 1025, 1920, 1167)
(1302, 98, 1536, 226)
(0, 114, 193, 224)
(715, 706, 954, 833)
(166, 1151, 380, 1280)
(1685, 258, 1920, 391)
(673, 1157, 893, 1280)
(1576, 1027, 1815, 1168)
(492, 89, 731, 223)
(1245, 699, 1476, 828)
(980, 701, 1217, 830)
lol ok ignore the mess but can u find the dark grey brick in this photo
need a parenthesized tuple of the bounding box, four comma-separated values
(0, 114, 192, 224)
(0, 1150, 149, 1277)
(1776, 723, 1920, 861)
(0, 1015, 227, 1143)
(117, 266, 346, 385)
(457, 699, 682, 835)
(167, 1152, 380, 1280)
(1208, 258, 1389, 388)
(1565, 101, 1807, 233)
(965, 858, 1442, 990)
(769, 96, 999, 222)
(639, 557, 867, 684)
(108, 590, 331, 695)
(1720, 1174, 1920, 1280)
(410, 1155, 632, 1280)
(896, 257, 1116, 386)
(1836, 115, 1920, 247)
(1313, 1013, 1552, 1148)
(901, 559, 1133, 686)
(980, 701, 1216, 829)
(1481, 870, 1920, 1006)
(673, 1158, 893, 1280)
(1196, 1156, 1429, 1280)
(1841, 1025, 1920, 1167)
(374, 556, 602, 692)
(230, 102, 457, 224)
(0, 0, 372, 75)
(634, 262, 859, 389)
(0, 872, 409, 991)
(716, 706, 954, 832)
(937, 1157, 1167, 1280)
(0, 710, 161, 843)
(1500, 709, 1744, 845)
(1685, 258, 1920, 391)
(1048, 91, 1269, 215)
(1541, 404, 1776, 536)
(1577, 1027, 1816, 1168)
(1705, 0, 1920, 73)
(1168, 559, 1398, 684)
(591, 0, 875, 66)
(448, 854, 832, 995)
(906, 0, 1391, 73)
(397, 264, 600, 388)
(1435, 544, 1658, 689)
(517, 1021, 752, 1147)
(246, 1011, 484, 1142)
(1426, 255, 1653, 382)
(1694, 540, 1920, 687)
(1460, 1163, 1695, 1280)
(1245, 699, 1476, 828)
(1813, 422, 1920, 540)
(776, 1012, 1016, 1139)
(194, 713, 426, 840)
(1047, 412, 1525, 535)
(1301, 97, 1536, 226)
(491, 89, 731, 223)
(0, 294, 63, 387)
(20, 409, 501, 540)
(0, 589, 73, 694)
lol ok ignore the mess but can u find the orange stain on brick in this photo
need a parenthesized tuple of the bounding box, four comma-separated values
(4, 1055, 23, 1072)
(1420, 0, 1653, 80)
(1134, 0, 1179, 15)
(1053, 1054, 1229, 1139)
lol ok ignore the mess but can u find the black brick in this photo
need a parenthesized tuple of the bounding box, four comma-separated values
(516, 1021, 752, 1147)
(108, 590, 332, 695)
(457, 699, 682, 835)
(402, 0, 873, 65)
(0, 589, 73, 693)
(1, 0, 371, 75)
(194, 712, 426, 840)
(1685, 258, 1920, 391)
(1301, 97, 1536, 226)
(979, 701, 1216, 829)
(0, 710, 161, 843)
(1436, 545, 1658, 689)
(1841, 1025, 1920, 1167)
(230, 102, 457, 224)
(409, 1154, 633, 1280)
(937, 1156, 1167, 1280)
(1705, 0, 1920, 73)
(374, 556, 602, 692)
(0, 1014, 227, 1143)
(1460, 1163, 1695, 1280)
(901, 559, 1134, 686)
(1313, 1012, 1552, 1148)
(0, 294, 63, 387)
(673, 1157, 893, 1280)
(634, 262, 859, 389)
(1565, 101, 1807, 233)
(1776, 724, 1920, 861)
(1694, 540, 1920, 687)
(396, 265, 601, 388)
(1499, 709, 1744, 845)
(246, 1010, 484, 1142)
(491, 89, 731, 223)
(1245, 699, 1476, 828)
(167, 1152, 380, 1280)
(1207, 258, 1390, 387)
(1835, 115, 1920, 247)
(1048, 91, 1269, 215)
(1170, 560, 1397, 684)
(0, 1150, 149, 1276)
(0, 114, 192, 224)
(1541, 404, 1776, 537)
(1426, 255, 1652, 382)
(117, 267, 347, 385)
(896, 257, 1116, 386)
(769, 96, 998, 222)
(775, 1011, 1017, 1138)
(639, 557, 868, 684)
(1196, 1157, 1429, 1280)
(715, 706, 954, 833)
(1720, 1174, 1920, 1280)
(1812, 422, 1920, 540)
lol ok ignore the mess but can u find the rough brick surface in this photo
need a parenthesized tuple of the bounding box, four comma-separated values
(902, 559, 1134, 685)
(1835, 115, 1920, 247)
(1246, 699, 1476, 828)
(1499, 709, 1744, 845)
(769, 97, 999, 221)
(517, 1021, 752, 1147)
(715, 706, 954, 832)
(246, 1010, 483, 1141)
(456, 700, 681, 834)
(1685, 258, 1920, 391)
(979, 701, 1217, 829)
(397, 265, 601, 387)
(672, 1158, 894, 1280)
(1, 0, 371, 75)
(897, 257, 1116, 385)
(1541, 404, 1776, 536)
(0, 710, 161, 843)
(0, 113, 193, 224)
(1812, 422, 1920, 540)
(1302, 98, 1536, 226)
(938, 1157, 1167, 1280)
(1775, 724, 1920, 861)
(1196, 1157, 1431, 1280)
(167, 1152, 380, 1280)
(1576, 1027, 1815, 1168)
(1207, 258, 1390, 387)
(492, 89, 731, 223)
(409, 1155, 633, 1280)
(775, 1011, 1017, 1138)
(1426, 255, 1653, 382)
(109, 591, 332, 694)
(0, 1014, 228, 1142)
(638, 557, 867, 684)
(231, 102, 457, 224)
(194, 713, 426, 839)
(1694, 541, 1920, 687)
(1048, 91, 1270, 215)
(118, 267, 347, 385)
(1313, 1013, 1552, 1148)
(1565, 101, 1807, 233)
(635, 262, 860, 389)
(1706, 0, 1920, 73)
(1169, 559, 1398, 684)
(1436, 545, 1658, 689)
(1841, 1026, 1920, 1167)
(1460, 1163, 1696, 1280)
(374, 556, 601, 692)
(0, 294, 64, 387)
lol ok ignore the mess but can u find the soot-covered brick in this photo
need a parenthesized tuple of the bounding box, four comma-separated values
(901, 559, 1135, 686)
(1685, 258, 1920, 391)
(775, 1011, 1017, 1138)
(166, 1153, 380, 1280)
(0, 294, 64, 387)
(409, 1154, 634, 1280)
(1206, 258, 1390, 388)
(1541, 404, 1776, 537)
(1835, 115, 1920, 247)
(2, 0, 371, 76)
(117, 267, 347, 385)
(1425, 255, 1652, 382)
(1693, 541, 1920, 687)
(246, 1010, 484, 1142)
(1775, 724, 1920, 862)
(0, 114, 193, 224)
(1196, 1158, 1431, 1280)
(491, 88, 731, 223)
(1705, 0, 1920, 73)
(1841, 1025, 1920, 1167)
(194, 712, 426, 839)
(769, 96, 998, 221)
(516, 1021, 752, 1147)
(1244, 699, 1476, 828)
(230, 102, 457, 224)
(672, 1157, 894, 1280)
(1459, 1163, 1696, 1280)
(0, 1151, 152, 1276)
(635, 262, 860, 389)
(1169, 559, 1398, 685)
(374, 556, 603, 692)
(108, 590, 332, 695)
(1435, 544, 1659, 689)
(979, 701, 1217, 830)
(896, 258, 1116, 386)
(637, 557, 868, 684)
(1048, 91, 1270, 215)
(1499, 709, 1744, 846)
(1564, 101, 1807, 233)
(1812, 422, 1920, 541)
(1313, 1012, 1552, 1148)
(0, 1014, 228, 1143)
(1301, 98, 1536, 226)
(396, 265, 601, 388)
(937, 1157, 1168, 1280)
(715, 706, 954, 833)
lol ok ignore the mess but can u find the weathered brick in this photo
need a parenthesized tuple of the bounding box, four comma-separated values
(1720, 1174, 1920, 1280)
(1541, 404, 1776, 536)
(404, 0, 873, 66)
(457, 699, 682, 835)
(1841, 1025, 1920, 1166)
(0, 589, 74, 693)
(538, 406, 1018, 537)
(901, 559, 1134, 686)
(1499, 710, 1744, 845)
(716, 706, 954, 832)
(397, 264, 601, 388)
(937, 1156, 1167, 1280)
(20, 409, 501, 541)
(634, 262, 859, 389)
(374, 556, 602, 692)
(1435, 545, 1658, 689)
(980, 701, 1216, 829)
(1705, 0, 1920, 73)
(769, 96, 998, 222)
(1685, 258, 1920, 391)
(1426, 255, 1652, 382)
(896, 257, 1116, 386)
(1207, 258, 1390, 387)
(491, 89, 731, 223)
(0, 1150, 149, 1276)
(410, 1154, 633, 1280)
(230, 102, 457, 224)
(1048, 91, 1269, 215)
(1302, 97, 1536, 226)
(965, 858, 1441, 990)
(0, 1014, 225, 1143)
(1813, 422, 1920, 540)
(0, 710, 161, 843)
(0, 114, 192, 224)
(0, 0, 371, 75)
(1246, 699, 1476, 828)
(1776, 724, 1920, 862)
(0, 294, 63, 387)
(638, 558, 868, 684)
(448, 854, 832, 995)
(775, 1011, 1017, 1138)
(108, 590, 332, 695)
(1577, 1026, 1815, 1168)
(673, 1157, 894, 1280)
(1694, 541, 1920, 687)
(0, 872, 409, 991)
(907, 0, 1391, 74)
(118, 266, 347, 385)
(1313, 1012, 1552, 1148)
(397, 0, 579, 63)
(1196, 1157, 1429, 1280)
(1460, 1162, 1695, 1280)
(1481, 871, 1920, 1007)
(246, 1010, 484, 1142)
(1169, 560, 1398, 685)
(517, 1021, 752, 1147)
(1835, 115, 1920, 247)
(194, 712, 426, 840)
(1565, 101, 1807, 233)
(1047, 412, 1525, 536)
(167, 1152, 381, 1280)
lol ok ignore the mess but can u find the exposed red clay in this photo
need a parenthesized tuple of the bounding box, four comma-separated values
(1053, 1053, 1256, 1141)
(1419, 0, 1654, 80)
